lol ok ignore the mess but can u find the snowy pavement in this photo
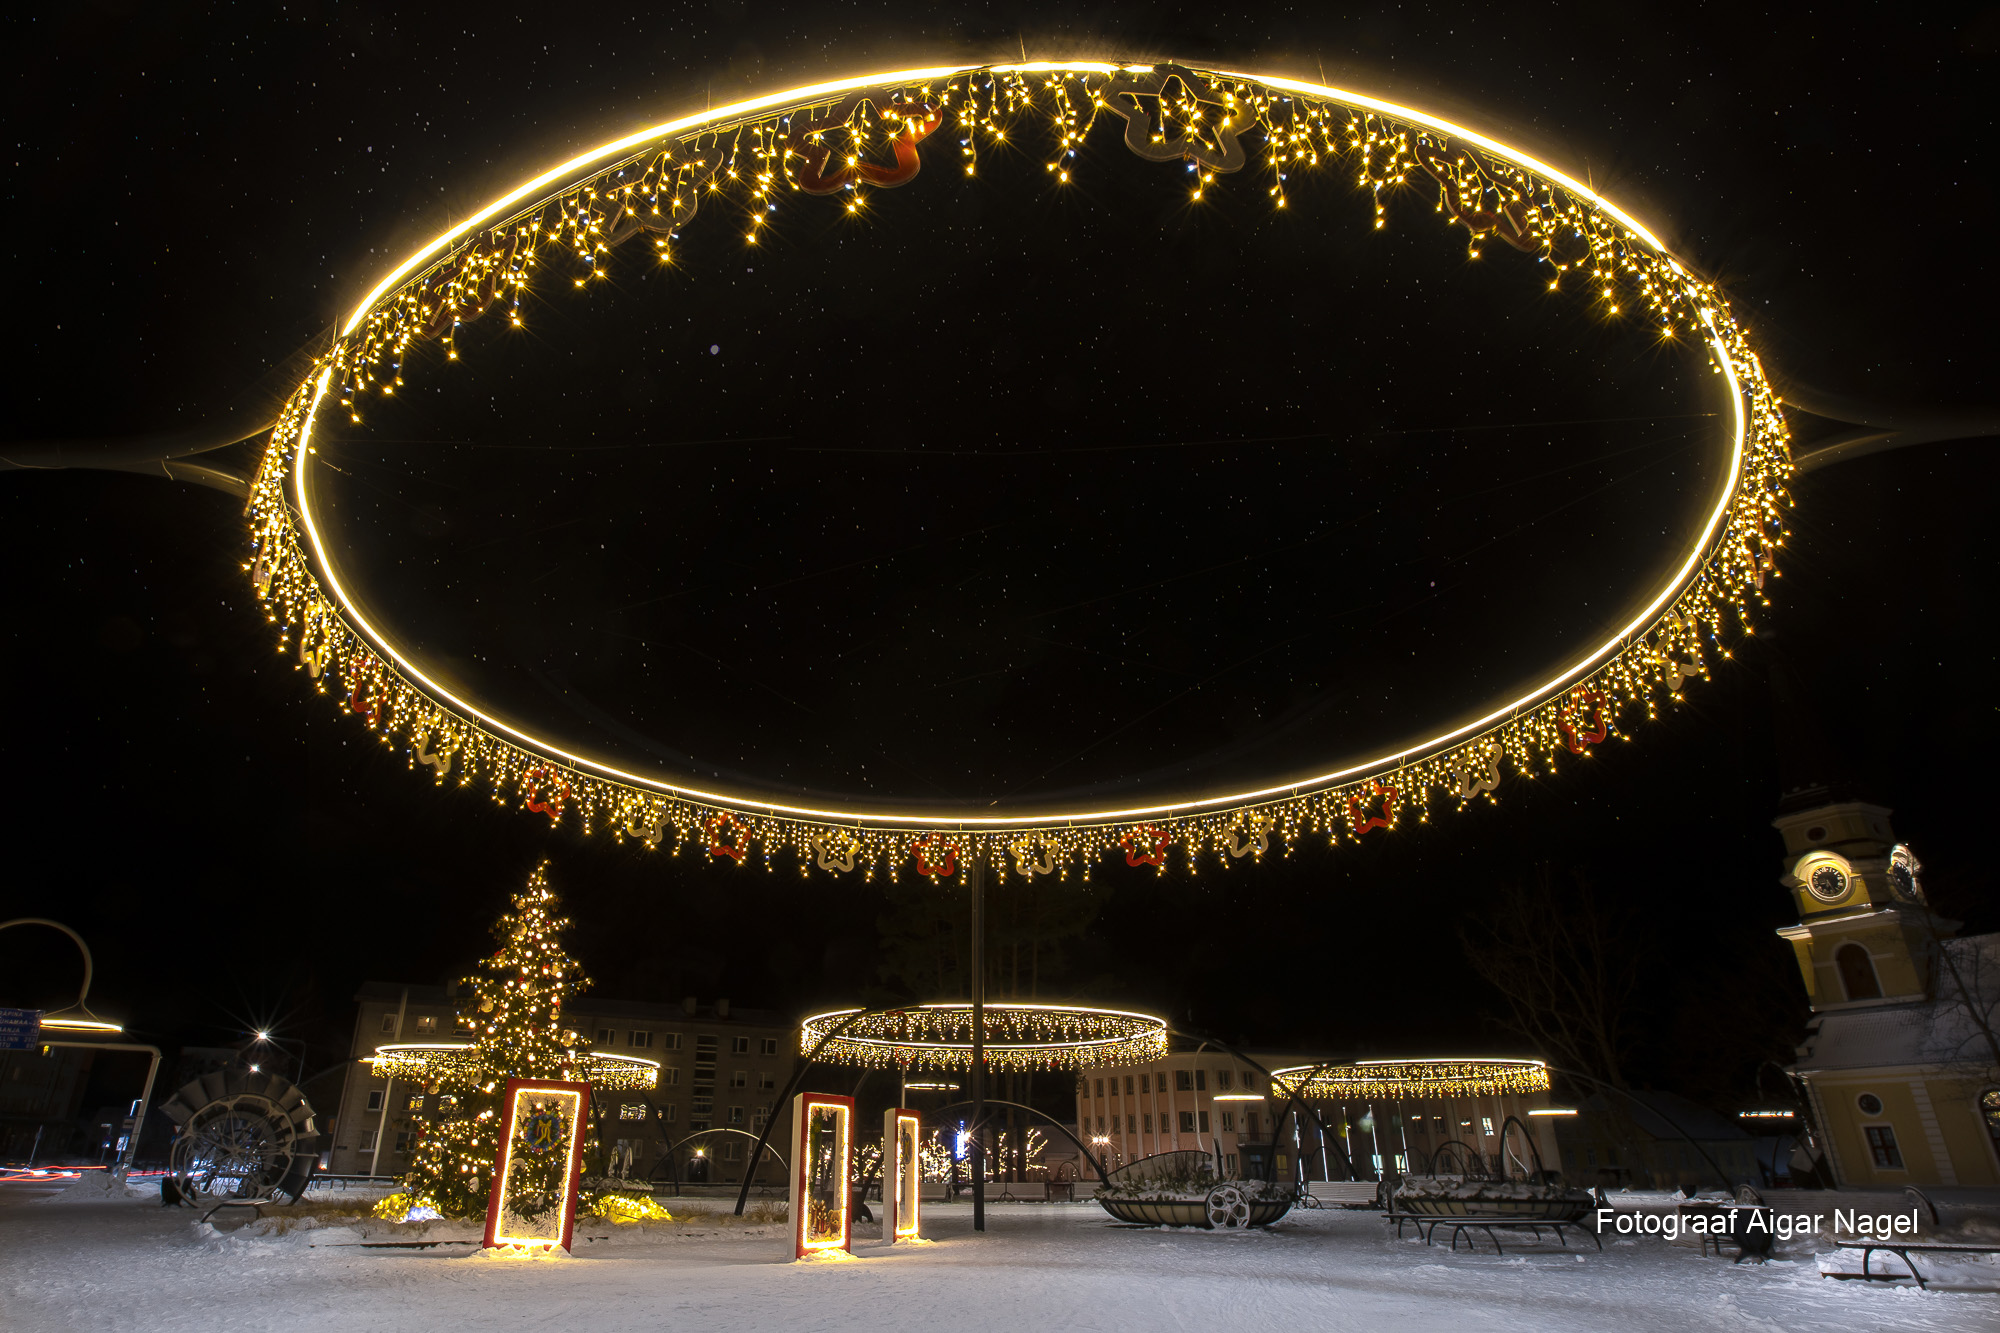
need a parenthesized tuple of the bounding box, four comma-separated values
(3, 1191, 1995, 1333)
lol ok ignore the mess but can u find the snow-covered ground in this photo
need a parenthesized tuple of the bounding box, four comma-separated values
(3, 1185, 1995, 1332)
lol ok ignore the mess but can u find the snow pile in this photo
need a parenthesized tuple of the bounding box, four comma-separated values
(41, 1170, 153, 1203)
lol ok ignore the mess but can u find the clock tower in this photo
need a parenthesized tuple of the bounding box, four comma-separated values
(1771, 796, 1939, 1010)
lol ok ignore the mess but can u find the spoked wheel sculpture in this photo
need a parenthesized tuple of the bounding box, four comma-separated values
(159, 1069, 324, 1201)
(1205, 1184, 1253, 1229)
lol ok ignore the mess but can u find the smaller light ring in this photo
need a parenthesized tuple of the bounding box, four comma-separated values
(801, 1002, 1168, 1073)
(368, 1042, 661, 1091)
(1271, 1057, 1549, 1102)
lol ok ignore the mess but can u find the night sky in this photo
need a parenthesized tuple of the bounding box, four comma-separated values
(4, 5, 1997, 1115)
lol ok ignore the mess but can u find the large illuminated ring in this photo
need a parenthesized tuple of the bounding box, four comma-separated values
(800, 1003, 1169, 1073)
(247, 60, 1791, 878)
(1271, 1058, 1550, 1102)
(369, 1043, 661, 1092)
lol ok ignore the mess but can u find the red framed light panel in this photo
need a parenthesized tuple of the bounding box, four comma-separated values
(483, 1078, 591, 1252)
(788, 1091, 854, 1259)
(884, 1107, 921, 1242)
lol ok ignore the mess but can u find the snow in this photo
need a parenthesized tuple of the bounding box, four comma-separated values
(2, 1189, 1995, 1332)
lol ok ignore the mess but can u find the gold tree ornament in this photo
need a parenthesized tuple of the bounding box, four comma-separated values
(247, 61, 1792, 880)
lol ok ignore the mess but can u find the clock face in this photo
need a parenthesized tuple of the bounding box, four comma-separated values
(1889, 845, 1923, 902)
(1807, 864, 1850, 903)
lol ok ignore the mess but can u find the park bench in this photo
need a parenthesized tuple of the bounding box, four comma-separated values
(1825, 1237, 2000, 1290)
(1308, 1181, 1383, 1209)
(1392, 1211, 1602, 1254)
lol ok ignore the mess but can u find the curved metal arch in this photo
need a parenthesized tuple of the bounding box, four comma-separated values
(645, 1125, 787, 1186)
(925, 1096, 1111, 1183)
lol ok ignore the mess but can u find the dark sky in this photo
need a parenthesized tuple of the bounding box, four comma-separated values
(4, 4, 1997, 1111)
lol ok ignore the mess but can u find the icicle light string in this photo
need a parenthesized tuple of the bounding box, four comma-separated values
(244, 62, 1791, 882)
(799, 1004, 1170, 1073)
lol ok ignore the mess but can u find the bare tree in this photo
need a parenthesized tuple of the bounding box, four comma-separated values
(1457, 863, 1636, 1090)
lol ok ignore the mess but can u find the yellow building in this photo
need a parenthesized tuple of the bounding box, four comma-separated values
(1775, 798, 2000, 1187)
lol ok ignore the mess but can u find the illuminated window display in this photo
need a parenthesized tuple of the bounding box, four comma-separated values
(883, 1108, 921, 1242)
(482, 1079, 590, 1252)
(788, 1092, 853, 1258)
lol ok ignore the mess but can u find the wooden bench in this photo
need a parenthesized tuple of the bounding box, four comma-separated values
(1307, 1181, 1382, 1209)
(1826, 1237, 2000, 1290)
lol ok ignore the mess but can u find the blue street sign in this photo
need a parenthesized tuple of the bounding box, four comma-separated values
(0, 1008, 43, 1051)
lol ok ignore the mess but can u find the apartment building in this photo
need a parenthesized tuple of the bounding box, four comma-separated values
(328, 983, 798, 1187)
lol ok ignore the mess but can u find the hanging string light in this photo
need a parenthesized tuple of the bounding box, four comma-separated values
(243, 61, 1791, 882)
(1271, 1058, 1551, 1102)
(801, 1003, 1169, 1073)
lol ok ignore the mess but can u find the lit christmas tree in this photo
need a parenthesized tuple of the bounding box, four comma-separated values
(397, 862, 595, 1218)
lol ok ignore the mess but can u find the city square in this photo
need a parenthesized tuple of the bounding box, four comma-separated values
(4, 6, 1997, 1330)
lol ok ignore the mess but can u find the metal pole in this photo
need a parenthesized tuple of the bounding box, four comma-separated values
(367, 988, 408, 1180)
(969, 849, 986, 1233)
(119, 1048, 162, 1171)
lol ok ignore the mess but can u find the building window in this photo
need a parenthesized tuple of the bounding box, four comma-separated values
(661, 1067, 681, 1087)
(761, 1038, 779, 1056)
(1246, 1112, 1259, 1136)
(729, 1070, 747, 1089)
(693, 1100, 714, 1117)
(1857, 1092, 1884, 1116)
(753, 1107, 769, 1132)
(759, 1072, 776, 1090)
(405, 1094, 426, 1112)
(366, 1090, 384, 1112)
(619, 1104, 648, 1121)
(359, 1128, 378, 1151)
(662, 1033, 683, 1050)
(1217, 1070, 1234, 1091)
(630, 1030, 653, 1049)
(413, 1015, 438, 1034)
(729, 1106, 744, 1125)
(393, 1131, 413, 1153)
(438, 1095, 458, 1114)
(1143, 1114, 1153, 1134)
(1179, 1112, 1196, 1133)
(379, 1013, 397, 1033)
(1836, 944, 1883, 1002)
(1176, 1070, 1193, 1092)
(661, 1104, 678, 1123)
(1140, 1074, 1150, 1094)
(1198, 1112, 1210, 1133)
(596, 1028, 615, 1047)
(1225, 1153, 1238, 1173)
(1481, 1116, 1494, 1137)
(1586, 1147, 1597, 1167)
(1864, 1125, 1904, 1169)
(1095, 1078, 1104, 1098)
(1120, 1074, 1131, 1095)
(1220, 1111, 1237, 1133)
(722, 1140, 744, 1162)
(1195, 1070, 1207, 1092)
(731, 1037, 750, 1055)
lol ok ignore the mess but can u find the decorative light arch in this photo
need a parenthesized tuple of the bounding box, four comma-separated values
(1271, 1058, 1551, 1102)
(245, 60, 1792, 879)
(799, 1003, 1170, 1073)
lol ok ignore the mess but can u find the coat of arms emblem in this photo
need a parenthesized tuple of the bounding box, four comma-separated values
(521, 1103, 567, 1155)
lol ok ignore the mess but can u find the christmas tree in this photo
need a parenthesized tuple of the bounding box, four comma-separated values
(397, 862, 595, 1218)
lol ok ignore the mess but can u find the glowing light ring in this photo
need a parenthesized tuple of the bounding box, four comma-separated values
(368, 1042, 660, 1092)
(1271, 1058, 1551, 1102)
(247, 60, 1792, 877)
(800, 1003, 1169, 1073)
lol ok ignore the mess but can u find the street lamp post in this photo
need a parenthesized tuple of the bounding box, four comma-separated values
(0, 918, 163, 1171)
